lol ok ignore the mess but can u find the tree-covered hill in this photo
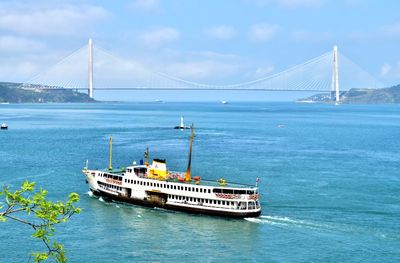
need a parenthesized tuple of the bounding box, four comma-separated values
(298, 84, 400, 104)
(0, 82, 95, 103)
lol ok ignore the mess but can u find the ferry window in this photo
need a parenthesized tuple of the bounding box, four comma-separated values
(213, 189, 222, 193)
(147, 182, 149, 186)
(248, 201, 255, 210)
(200, 188, 203, 193)
(208, 189, 211, 194)
(191, 187, 194, 192)
(222, 201, 225, 205)
(174, 186, 176, 190)
(218, 201, 221, 205)
(213, 200, 216, 204)
(196, 188, 198, 192)
(184, 187, 187, 191)
(222, 189, 234, 194)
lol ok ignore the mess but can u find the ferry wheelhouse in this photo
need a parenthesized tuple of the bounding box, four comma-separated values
(83, 127, 261, 218)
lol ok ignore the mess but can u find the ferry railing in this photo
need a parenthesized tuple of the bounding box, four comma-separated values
(215, 193, 259, 200)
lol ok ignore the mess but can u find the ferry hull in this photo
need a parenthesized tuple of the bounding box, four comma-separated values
(92, 189, 261, 218)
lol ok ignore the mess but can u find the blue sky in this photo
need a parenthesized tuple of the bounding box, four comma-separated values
(0, 0, 399, 101)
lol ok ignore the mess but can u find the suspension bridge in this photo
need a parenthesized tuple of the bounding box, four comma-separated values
(22, 39, 383, 102)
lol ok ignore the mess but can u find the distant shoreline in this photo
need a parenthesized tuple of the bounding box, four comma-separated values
(297, 84, 400, 104)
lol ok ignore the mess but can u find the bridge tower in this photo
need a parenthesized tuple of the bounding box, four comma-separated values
(88, 38, 94, 98)
(331, 45, 340, 102)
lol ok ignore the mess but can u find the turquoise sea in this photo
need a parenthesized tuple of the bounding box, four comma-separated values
(0, 102, 399, 262)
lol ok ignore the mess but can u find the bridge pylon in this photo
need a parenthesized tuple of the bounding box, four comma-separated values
(331, 45, 340, 102)
(88, 38, 94, 98)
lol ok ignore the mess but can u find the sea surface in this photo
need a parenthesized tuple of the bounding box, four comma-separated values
(0, 102, 399, 262)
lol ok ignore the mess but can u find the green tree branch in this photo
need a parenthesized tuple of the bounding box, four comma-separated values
(0, 180, 81, 262)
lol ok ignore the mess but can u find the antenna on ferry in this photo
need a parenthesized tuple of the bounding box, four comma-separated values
(144, 145, 149, 166)
(185, 124, 195, 182)
(108, 135, 113, 171)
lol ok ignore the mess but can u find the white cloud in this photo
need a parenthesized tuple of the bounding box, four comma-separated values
(163, 61, 241, 81)
(381, 23, 400, 38)
(0, 60, 39, 81)
(140, 27, 180, 47)
(249, 23, 279, 42)
(247, 0, 324, 8)
(380, 63, 391, 77)
(205, 25, 237, 40)
(0, 35, 44, 53)
(254, 66, 275, 77)
(0, 5, 109, 36)
(291, 30, 333, 43)
(277, 0, 325, 8)
(129, 0, 160, 12)
(380, 62, 400, 79)
(344, 0, 365, 6)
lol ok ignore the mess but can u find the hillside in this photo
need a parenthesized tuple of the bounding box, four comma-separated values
(0, 82, 95, 103)
(298, 84, 400, 104)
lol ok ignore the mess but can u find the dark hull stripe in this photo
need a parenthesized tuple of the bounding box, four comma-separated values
(92, 189, 261, 218)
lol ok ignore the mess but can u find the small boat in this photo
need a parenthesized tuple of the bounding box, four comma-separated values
(221, 101, 228, 104)
(1, 123, 8, 130)
(174, 116, 190, 130)
(83, 126, 261, 218)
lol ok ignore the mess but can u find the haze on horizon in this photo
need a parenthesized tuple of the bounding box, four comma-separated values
(0, 0, 399, 101)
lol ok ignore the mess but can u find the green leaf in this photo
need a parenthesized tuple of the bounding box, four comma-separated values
(33, 252, 48, 262)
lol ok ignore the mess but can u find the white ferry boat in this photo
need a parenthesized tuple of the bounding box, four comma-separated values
(83, 127, 261, 218)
